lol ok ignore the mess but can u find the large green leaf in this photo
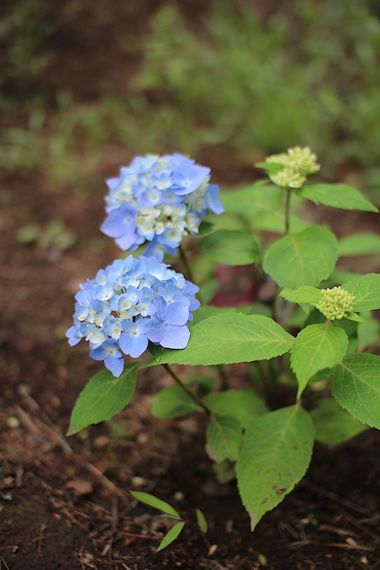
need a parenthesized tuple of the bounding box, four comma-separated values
(68, 365, 138, 435)
(200, 229, 259, 265)
(151, 385, 200, 419)
(338, 233, 380, 257)
(221, 183, 283, 218)
(203, 390, 268, 428)
(281, 286, 322, 305)
(311, 399, 367, 445)
(291, 323, 348, 397)
(206, 414, 242, 462)
(344, 274, 380, 312)
(263, 225, 338, 289)
(330, 354, 380, 429)
(148, 313, 294, 366)
(190, 304, 252, 326)
(236, 405, 314, 530)
(299, 183, 377, 213)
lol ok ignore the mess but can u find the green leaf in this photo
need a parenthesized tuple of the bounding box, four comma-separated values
(206, 414, 242, 462)
(311, 399, 367, 446)
(263, 225, 338, 289)
(151, 385, 200, 419)
(130, 491, 180, 519)
(281, 286, 322, 306)
(195, 509, 208, 534)
(203, 390, 268, 428)
(299, 183, 378, 213)
(255, 161, 285, 175)
(157, 522, 185, 552)
(221, 184, 283, 219)
(199, 279, 219, 304)
(344, 274, 380, 312)
(338, 233, 380, 257)
(191, 304, 252, 326)
(358, 314, 379, 350)
(200, 229, 259, 266)
(148, 313, 294, 366)
(236, 405, 314, 530)
(330, 354, 380, 429)
(68, 365, 138, 435)
(213, 459, 236, 484)
(291, 323, 348, 397)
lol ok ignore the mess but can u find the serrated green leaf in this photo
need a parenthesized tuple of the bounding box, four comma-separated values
(206, 414, 242, 462)
(200, 229, 259, 265)
(311, 399, 367, 445)
(130, 491, 180, 519)
(221, 184, 283, 218)
(190, 304, 252, 326)
(151, 385, 200, 419)
(330, 354, 380, 429)
(203, 390, 268, 428)
(195, 509, 208, 534)
(299, 183, 378, 213)
(338, 233, 380, 257)
(344, 273, 380, 312)
(281, 286, 322, 305)
(148, 313, 294, 366)
(156, 522, 185, 552)
(236, 405, 314, 530)
(68, 365, 138, 435)
(291, 323, 348, 397)
(263, 225, 338, 289)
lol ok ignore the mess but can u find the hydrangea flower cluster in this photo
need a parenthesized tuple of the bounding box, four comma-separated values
(66, 256, 200, 377)
(101, 153, 224, 258)
(266, 146, 320, 188)
(316, 286, 355, 320)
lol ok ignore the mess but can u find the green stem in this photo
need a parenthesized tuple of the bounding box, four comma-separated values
(162, 364, 210, 414)
(284, 187, 292, 235)
(179, 245, 195, 284)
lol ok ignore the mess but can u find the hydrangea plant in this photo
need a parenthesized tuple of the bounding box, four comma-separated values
(67, 148, 380, 546)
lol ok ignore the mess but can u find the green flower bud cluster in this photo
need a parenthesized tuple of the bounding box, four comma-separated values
(316, 286, 355, 320)
(266, 146, 320, 189)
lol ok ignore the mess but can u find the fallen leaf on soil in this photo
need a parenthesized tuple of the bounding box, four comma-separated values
(65, 479, 93, 496)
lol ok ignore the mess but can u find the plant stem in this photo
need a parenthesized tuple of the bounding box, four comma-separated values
(179, 245, 195, 284)
(217, 364, 229, 390)
(162, 364, 210, 414)
(284, 187, 292, 235)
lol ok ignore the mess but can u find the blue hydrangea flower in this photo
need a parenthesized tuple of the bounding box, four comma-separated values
(101, 153, 224, 258)
(66, 256, 200, 377)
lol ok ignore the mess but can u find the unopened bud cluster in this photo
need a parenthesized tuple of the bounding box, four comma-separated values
(316, 286, 355, 320)
(266, 146, 320, 189)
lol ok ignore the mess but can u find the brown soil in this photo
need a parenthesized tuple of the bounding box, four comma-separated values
(1, 2, 380, 568)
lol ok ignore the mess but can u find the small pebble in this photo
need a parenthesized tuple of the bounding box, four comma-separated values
(7, 416, 20, 428)
(131, 476, 145, 487)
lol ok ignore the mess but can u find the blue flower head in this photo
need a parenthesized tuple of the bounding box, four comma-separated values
(101, 153, 224, 258)
(66, 256, 200, 377)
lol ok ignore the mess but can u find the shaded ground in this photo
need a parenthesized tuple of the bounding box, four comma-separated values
(1, 1, 380, 568)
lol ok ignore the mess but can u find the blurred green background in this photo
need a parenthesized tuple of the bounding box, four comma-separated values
(1, 0, 380, 191)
